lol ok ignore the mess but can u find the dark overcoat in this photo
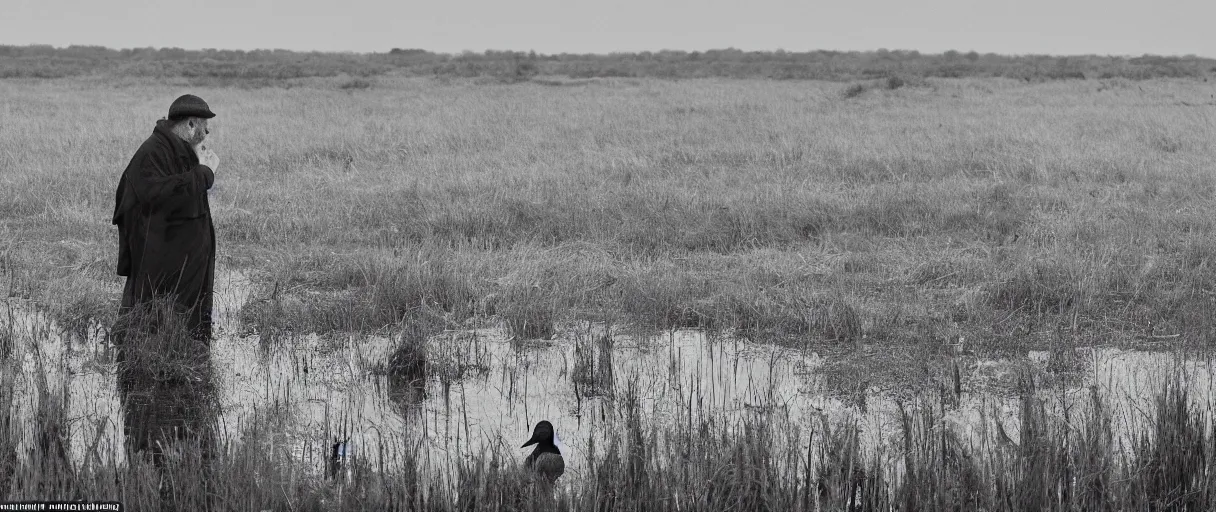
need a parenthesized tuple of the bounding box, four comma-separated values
(113, 119, 216, 342)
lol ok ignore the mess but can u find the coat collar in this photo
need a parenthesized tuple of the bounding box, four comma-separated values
(153, 119, 199, 165)
(113, 120, 201, 226)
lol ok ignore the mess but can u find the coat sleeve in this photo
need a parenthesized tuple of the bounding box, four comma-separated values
(128, 149, 214, 215)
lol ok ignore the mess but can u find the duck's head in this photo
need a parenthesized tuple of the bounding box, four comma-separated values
(522, 420, 557, 449)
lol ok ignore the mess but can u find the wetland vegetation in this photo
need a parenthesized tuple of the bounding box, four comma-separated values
(2, 55, 1216, 509)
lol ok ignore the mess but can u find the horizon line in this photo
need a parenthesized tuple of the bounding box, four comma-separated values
(4, 41, 1213, 61)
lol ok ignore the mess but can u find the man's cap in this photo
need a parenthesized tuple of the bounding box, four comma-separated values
(167, 94, 216, 120)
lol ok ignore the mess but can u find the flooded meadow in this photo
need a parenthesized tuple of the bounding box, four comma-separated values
(5, 74, 1216, 509)
(5, 266, 1215, 508)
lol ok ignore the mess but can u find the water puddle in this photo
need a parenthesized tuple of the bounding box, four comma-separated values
(3, 269, 1215, 487)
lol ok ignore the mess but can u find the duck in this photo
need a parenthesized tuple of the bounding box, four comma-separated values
(521, 420, 565, 484)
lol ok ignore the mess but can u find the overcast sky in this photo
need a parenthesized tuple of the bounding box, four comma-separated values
(3, 0, 1212, 57)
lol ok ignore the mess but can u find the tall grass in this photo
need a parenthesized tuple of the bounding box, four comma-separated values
(6, 76, 1215, 355)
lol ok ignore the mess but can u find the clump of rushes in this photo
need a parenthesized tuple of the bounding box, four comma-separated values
(384, 309, 442, 405)
(571, 326, 615, 399)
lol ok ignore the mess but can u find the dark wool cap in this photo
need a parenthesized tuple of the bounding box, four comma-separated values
(167, 94, 216, 120)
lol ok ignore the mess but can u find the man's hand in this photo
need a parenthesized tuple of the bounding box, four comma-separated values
(194, 143, 220, 171)
(203, 149, 220, 172)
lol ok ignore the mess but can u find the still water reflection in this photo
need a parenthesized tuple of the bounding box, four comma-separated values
(3, 269, 1214, 486)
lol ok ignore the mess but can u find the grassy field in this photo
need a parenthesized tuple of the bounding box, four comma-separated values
(2, 72, 1216, 509)
(4, 74, 1216, 351)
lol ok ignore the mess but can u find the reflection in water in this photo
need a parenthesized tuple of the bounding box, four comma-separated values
(115, 346, 218, 466)
(113, 295, 221, 473)
(2, 269, 1215, 488)
(387, 374, 427, 411)
(1026, 347, 1216, 451)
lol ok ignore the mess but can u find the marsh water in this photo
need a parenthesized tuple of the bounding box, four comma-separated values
(4, 268, 1216, 487)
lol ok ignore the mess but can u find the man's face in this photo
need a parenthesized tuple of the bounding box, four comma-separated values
(187, 118, 210, 146)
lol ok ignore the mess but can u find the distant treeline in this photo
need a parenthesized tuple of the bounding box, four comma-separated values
(3, 44, 1214, 82)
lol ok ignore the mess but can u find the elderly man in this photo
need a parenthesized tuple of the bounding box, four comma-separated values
(113, 93, 220, 342)
(111, 94, 221, 475)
